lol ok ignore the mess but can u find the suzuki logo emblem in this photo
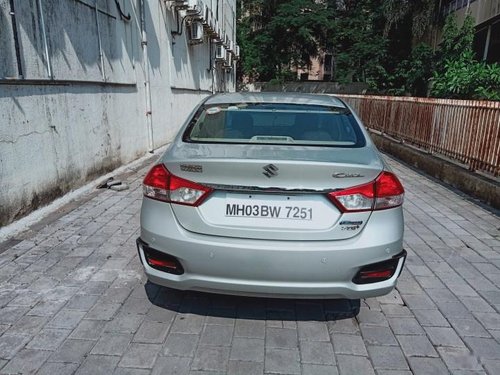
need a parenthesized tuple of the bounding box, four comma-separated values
(262, 164, 279, 178)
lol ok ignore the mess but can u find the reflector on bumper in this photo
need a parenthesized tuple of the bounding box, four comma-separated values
(352, 250, 406, 284)
(137, 238, 184, 275)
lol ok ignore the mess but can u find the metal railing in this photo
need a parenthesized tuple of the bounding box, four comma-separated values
(336, 95, 500, 177)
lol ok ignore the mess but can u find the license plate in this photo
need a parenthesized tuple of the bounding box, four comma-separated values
(200, 193, 339, 230)
(225, 203, 313, 220)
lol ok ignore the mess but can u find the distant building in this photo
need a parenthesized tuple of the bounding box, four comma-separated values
(295, 52, 334, 81)
(441, 0, 500, 63)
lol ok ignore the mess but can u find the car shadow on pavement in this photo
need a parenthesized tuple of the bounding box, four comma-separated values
(144, 282, 360, 321)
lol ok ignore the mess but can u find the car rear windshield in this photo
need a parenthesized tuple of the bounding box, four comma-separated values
(183, 103, 366, 148)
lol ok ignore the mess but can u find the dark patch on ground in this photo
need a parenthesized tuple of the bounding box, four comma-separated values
(0, 157, 123, 228)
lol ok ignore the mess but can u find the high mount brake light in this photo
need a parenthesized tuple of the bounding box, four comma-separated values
(143, 164, 212, 206)
(328, 171, 404, 212)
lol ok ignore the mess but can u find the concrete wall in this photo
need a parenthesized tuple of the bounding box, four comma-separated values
(0, 0, 237, 227)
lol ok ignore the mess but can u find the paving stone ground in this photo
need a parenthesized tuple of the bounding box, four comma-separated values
(0, 155, 499, 375)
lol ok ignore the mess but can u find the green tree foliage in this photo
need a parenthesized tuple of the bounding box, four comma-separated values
(237, 0, 330, 82)
(237, 0, 440, 90)
(330, 1, 388, 88)
(382, 0, 440, 38)
(328, 0, 439, 92)
(431, 15, 500, 100)
(432, 50, 500, 100)
(436, 13, 475, 71)
(236, 1, 500, 100)
(390, 43, 435, 96)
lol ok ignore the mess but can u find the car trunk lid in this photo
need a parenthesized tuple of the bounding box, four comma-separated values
(164, 143, 383, 241)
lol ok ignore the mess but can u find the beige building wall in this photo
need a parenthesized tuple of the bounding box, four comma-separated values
(440, 0, 500, 62)
(446, 0, 500, 25)
(295, 52, 333, 81)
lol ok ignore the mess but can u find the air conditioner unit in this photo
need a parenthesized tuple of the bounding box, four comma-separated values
(170, 0, 189, 10)
(207, 16, 215, 35)
(222, 34, 230, 48)
(202, 5, 210, 26)
(215, 44, 226, 61)
(227, 40, 234, 53)
(223, 51, 233, 69)
(214, 26, 223, 42)
(186, 0, 203, 16)
(212, 20, 220, 39)
(234, 44, 240, 60)
(188, 20, 204, 45)
(204, 8, 215, 35)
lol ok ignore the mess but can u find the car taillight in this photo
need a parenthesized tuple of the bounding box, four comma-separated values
(143, 164, 212, 206)
(328, 171, 404, 212)
(373, 171, 405, 210)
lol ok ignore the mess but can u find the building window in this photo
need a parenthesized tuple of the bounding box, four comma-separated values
(324, 54, 333, 71)
(487, 21, 500, 63)
(473, 21, 500, 63)
(473, 27, 489, 60)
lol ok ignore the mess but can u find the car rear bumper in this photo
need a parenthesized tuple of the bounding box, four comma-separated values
(137, 239, 405, 299)
(137, 203, 406, 299)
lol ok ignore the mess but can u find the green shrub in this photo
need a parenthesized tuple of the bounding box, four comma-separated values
(431, 15, 500, 100)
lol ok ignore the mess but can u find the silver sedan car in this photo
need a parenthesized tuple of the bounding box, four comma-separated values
(137, 92, 406, 302)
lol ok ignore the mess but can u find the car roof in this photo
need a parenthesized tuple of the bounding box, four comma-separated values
(204, 92, 347, 108)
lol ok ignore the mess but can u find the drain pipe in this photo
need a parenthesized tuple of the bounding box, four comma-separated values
(95, 0, 106, 81)
(140, 0, 154, 153)
(9, 0, 23, 78)
(36, 0, 53, 79)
